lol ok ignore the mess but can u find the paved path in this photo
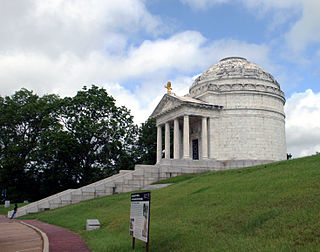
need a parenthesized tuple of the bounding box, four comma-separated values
(0, 221, 43, 252)
(22, 220, 90, 252)
(0, 216, 90, 252)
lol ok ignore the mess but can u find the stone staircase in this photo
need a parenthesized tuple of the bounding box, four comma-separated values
(8, 164, 160, 218)
(8, 158, 272, 218)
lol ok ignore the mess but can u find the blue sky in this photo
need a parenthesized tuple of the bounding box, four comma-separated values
(0, 0, 319, 157)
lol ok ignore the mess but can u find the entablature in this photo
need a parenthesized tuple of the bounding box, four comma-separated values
(155, 105, 222, 126)
(151, 93, 222, 124)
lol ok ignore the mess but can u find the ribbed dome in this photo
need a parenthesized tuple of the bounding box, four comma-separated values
(190, 57, 279, 93)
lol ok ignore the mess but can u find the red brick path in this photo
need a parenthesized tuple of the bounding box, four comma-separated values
(0, 216, 90, 252)
(22, 220, 91, 252)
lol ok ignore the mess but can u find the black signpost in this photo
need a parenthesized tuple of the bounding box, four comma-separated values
(130, 192, 151, 251)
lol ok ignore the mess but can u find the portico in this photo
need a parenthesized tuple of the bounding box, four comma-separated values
(151, 94, 222, 164)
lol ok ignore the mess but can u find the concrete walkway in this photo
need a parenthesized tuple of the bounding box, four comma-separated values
(0, 215, 90, 252)
(0, 221, 43, 252)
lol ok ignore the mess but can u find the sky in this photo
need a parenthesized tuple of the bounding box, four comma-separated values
(0, 0, 319, 158)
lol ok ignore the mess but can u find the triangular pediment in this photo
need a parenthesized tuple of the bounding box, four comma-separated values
(151, 94, 183, 118)
(151, 94, 222, 119)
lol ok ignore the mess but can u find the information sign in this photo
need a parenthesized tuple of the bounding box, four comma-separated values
(130, 192, 151, 244)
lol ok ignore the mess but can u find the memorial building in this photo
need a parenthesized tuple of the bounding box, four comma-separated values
(151, 57, 286, 171)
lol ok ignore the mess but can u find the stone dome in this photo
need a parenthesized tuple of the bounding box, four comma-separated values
(189, 57, 281, 96)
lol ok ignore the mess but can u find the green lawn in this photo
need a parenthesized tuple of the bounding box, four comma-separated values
(21, 155, 320, 251)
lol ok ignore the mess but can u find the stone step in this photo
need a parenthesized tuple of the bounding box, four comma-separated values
(8, 165, 167, 218)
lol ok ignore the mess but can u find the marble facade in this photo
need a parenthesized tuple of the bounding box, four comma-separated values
(151, 57, 287, 167)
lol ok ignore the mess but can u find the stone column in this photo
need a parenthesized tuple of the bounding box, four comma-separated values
(183, 115, 190, 159)
(174, 118, 180, 159)
(207, 117, 211, 159)
(202, 117, 208, 159)
(156, 125, 162, 163)
(165, 122, 170, 159)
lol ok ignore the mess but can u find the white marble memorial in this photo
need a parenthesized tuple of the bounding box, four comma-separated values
(151, 57, 286, 170)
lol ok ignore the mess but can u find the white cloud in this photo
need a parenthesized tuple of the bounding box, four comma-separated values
(285, 0, 320, 52)
(127, 32, 271, 78)
(124, 33, 270, 81)
(0, 0, 164, 121)
(0, 0, 162, 56)
(0, 32, 271, 124)
(285, 89, 320, 157)
(102, 82, 151, 126)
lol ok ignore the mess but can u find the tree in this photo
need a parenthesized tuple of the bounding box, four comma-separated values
(135, 117, 157, 165)
(0, 86, 139, 201)
(57, 85, 138, 185)
(35, 130, 82, 197)
(34, 86, 138, 196)
(0, 89, 60, 201)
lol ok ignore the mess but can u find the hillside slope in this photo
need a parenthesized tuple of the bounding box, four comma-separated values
(22, 155, 320, 251)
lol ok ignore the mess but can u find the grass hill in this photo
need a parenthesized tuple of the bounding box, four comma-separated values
(21, 155, 320, 251)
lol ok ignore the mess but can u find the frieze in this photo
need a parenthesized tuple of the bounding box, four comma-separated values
(190, 83, 285, 100)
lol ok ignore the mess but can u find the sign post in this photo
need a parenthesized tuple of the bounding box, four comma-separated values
(130, 192, 151, 251)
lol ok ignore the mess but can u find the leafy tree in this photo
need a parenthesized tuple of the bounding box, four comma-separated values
(35, 130, 82, 197)
(135, 117, 157, 165)
(0, 85, 141, 201)
(0, 89, 60, 201)
(57, 85, 138, 185)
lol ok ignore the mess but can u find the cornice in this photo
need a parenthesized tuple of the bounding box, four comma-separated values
(190, 83, 285, 102)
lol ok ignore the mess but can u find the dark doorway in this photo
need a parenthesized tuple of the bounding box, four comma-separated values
(192, 139, 199, 160)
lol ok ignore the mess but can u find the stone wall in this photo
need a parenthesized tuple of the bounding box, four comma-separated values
(197, 82, 287, 162)
(209, 113, 286, 161)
